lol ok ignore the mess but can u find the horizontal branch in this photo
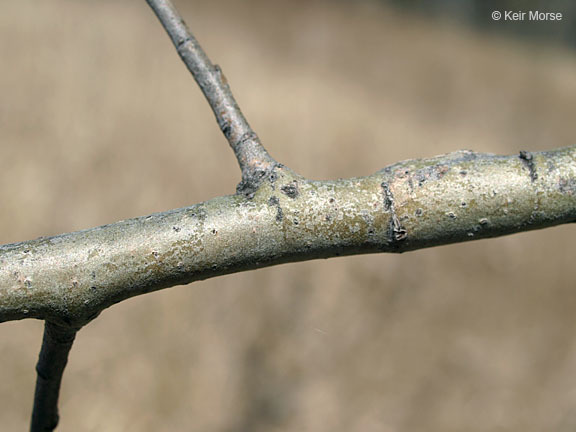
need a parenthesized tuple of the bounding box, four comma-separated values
(1, 146, 575, 326)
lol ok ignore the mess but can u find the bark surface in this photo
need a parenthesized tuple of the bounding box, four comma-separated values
(1, 146, 574, 326)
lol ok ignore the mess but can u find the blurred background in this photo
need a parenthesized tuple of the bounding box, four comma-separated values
(1, 0, 576, 430)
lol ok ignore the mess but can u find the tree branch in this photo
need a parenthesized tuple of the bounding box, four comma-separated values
(1, 146, 575, 326)
(146, 0, 276, 195)
(2, 2, 575, 430)
(30, 322, 77, 432)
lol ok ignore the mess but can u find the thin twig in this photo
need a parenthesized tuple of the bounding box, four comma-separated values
(30, 322, 77, 432)
(146, 0, 276, 193)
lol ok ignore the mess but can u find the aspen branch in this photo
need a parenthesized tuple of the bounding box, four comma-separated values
(1, 146, 575, 327)
(1, 1, 575, 431)
(146, 0, 276, 196)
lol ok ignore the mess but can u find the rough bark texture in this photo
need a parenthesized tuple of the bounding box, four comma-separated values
(1, 146, 575, 327)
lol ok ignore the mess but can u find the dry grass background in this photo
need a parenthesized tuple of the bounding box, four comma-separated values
(1, 0, 576, 430)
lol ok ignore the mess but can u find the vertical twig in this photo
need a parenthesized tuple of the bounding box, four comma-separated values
(146, 0, 277, 194)
(30, 322, 77, 432)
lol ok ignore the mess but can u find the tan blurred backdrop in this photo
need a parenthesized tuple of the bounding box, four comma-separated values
(1, 0, 576, 431)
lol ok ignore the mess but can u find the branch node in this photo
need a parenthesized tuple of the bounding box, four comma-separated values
(176, 36, 192, 48)
(381, 182, 408, 243)
(280, 181, 299, 199)
(519, 150, 538, 182)
(236, 166, 270, 199)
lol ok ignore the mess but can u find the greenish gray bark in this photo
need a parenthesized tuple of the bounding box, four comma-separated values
(1, 145, 575, 327)
(4, 0, 575, 430)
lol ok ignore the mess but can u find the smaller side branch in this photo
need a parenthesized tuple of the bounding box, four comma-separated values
(146, 0, 276, 191)
(30, 322, 77, 432)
